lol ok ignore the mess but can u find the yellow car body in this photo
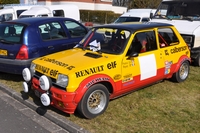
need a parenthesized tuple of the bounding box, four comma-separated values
(22, 22, 190, 119)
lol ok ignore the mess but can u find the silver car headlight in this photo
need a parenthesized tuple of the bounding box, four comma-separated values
(56, 74, 68, 88)
(181, 35, 193, 48)
(30, 62, 36, 75)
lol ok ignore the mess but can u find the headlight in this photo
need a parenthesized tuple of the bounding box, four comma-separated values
(30, 62, 36, 75)
(56, 74, 68, 88)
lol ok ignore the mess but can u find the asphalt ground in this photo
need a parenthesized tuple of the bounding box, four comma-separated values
(0, 82, 90, 133)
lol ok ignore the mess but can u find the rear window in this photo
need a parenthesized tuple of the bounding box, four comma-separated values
(0, 23, 25, 44)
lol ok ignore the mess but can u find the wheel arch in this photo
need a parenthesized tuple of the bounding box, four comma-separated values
(73, 74, 115, 104)
(174, 55, 191, 73)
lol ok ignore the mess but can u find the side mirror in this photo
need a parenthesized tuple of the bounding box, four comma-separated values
(127, 52, 139, 60)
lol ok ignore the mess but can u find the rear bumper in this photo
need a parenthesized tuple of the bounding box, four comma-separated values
(0, 58, 33, 74)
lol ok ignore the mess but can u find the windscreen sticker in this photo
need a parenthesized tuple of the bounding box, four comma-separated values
(39, 57, 75, 70)
(89, 40, 101, 52)
(138, 54, 157, 80)
(75, 65, 104, 78)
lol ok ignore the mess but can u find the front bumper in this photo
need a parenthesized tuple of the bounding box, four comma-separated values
(0, 58, 33, 74)
(191, 47, 200, 61)
(31, 77, 77, 114)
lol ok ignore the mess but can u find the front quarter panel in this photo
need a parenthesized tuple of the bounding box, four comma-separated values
(73, 74, 116, 104)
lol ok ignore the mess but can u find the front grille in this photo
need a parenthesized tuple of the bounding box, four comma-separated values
(34, 71, 66, 91)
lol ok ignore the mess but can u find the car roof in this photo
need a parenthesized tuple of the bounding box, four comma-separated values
(94, 22, 173, 31)
(4, 17, 76, 25)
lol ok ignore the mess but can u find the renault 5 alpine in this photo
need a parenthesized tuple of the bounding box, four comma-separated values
(22, 22, 191, 119)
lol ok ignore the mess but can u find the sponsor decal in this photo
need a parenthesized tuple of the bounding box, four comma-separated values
(165, 69, 170, 75)
(165, 50, 169, 56)
(122, 77, 133, 83)
(164, 61, 172, 74)
(165, 61, 173, 69)
(39, 57, 75, 70)
(123, 62, 129, 68)
(180, 58, 188, 64)
(35, 64, 58, 77)
(107, 61, 117, 69)
(130, 60, 134, 66)
(123, 74, 132, 79)
(113, 74, 121, 80)
(165, 46, 187, 56)
(75, 65, 104, 78)
(122, 61, 134, 68)
(170, 46, 187, 54)
(85, 77, 110, 88)
(123, 81, 135, 86)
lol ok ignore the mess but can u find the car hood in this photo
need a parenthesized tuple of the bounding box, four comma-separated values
(151, 19, 200, 34)
(33, 48, 119, 78)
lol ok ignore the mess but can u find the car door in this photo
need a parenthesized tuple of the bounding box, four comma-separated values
(121, 30, 165, 92)
(157, 27, 186, 76)
(38, 21, 68, 55)
(38, 20, 87, 55)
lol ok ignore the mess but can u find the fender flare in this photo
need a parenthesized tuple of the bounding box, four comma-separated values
(73, 74, 116, 104)
(174, 55, 191, 72)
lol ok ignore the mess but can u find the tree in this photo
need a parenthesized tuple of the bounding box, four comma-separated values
(0, 0, 19, 4)
(113, 0, 129, 7)
(113, 0, 162, 9)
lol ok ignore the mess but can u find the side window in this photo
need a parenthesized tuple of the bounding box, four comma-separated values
(64, 20, 87, 38)
(2, 14, 13, 21)
(39, 22, 67, 40)
(52, 10, 64, 17)
(37, 14, 48, 17)
(127, 31, 157, 56)
(141, 18, 150, 22)
(158, 28, 179, 48)
(16, 10, 26, 17)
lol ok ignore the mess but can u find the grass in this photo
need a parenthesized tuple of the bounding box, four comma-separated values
(0, 66, 199, 133)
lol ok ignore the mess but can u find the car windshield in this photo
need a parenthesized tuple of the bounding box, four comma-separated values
(114, 17, 141, 23)
(153, 1, 200, 21)
(0, 23, 25, 44)
(77, 27, 131, 54)
(19, 15, 34, 19)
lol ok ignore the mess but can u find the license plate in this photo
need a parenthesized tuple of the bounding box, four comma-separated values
(34, 90, 41, 97)
(0, 49, 7, 56)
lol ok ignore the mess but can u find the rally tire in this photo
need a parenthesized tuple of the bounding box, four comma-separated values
(194, 54, 200, 67)
(77, 84, 109, 119)
(171, 61, 190, 82)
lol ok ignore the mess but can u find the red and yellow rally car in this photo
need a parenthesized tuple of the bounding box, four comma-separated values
(22, 22, 191, 119)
